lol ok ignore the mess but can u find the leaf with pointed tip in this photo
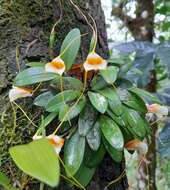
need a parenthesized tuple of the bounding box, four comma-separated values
(9, 139, 60, 187)
(122, 106, 148, 139)
(100, 66, 119, 84)
(64, 131, 85, 176)
(123, 91, 147, 113)
(52, 77, 83, 90)
(128, 87, 160, 103)
(60, 28, 81, 70)
(88, 91, 108, 113)
(46, 90, 81, 112)
(34, 91, 54, 108)
(14, 67, 58, 86)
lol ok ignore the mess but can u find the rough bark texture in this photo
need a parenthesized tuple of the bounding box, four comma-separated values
(0, 0, 128, 190)
(112, 1, 157, 190)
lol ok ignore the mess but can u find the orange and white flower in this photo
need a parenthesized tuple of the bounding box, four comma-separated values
(146, 103, 168, 119)
(45, 57, 65, 75)
(83, 52, 107, 71)
(33, 134, 64, 154)
(125, 139, 148, 157)
(9, 86, 33, 102)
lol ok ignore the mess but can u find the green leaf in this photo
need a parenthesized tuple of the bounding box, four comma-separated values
(78, 104, 97, 136)
(91, 75, 108, 90)
(88, 91, 108, 113)
(86, 121, 101, 151)
(98, 87, 122, 116)
(100, 116, 124, 150)
(102, 135, 123, 162)
(85, 143, 105, 168)
(46, 90, 81, 112)
(122, 106, 147, 139)
(60, 28, 81, 70)
(34, 91, 54, 108)
(123, 91, 147, 113)
(107, 109, 125, 127)
(59, 95, 86, 121)
(14, 67, 58, 86)
(100, 66, 119, 84)
(26, 62, 45, 67)
(9, 139, 60, 187)
(64, 131, 85, 176)
(52, 77, 83, 90)
(74, 161, 96, 187)
(128, 87, 160, 103)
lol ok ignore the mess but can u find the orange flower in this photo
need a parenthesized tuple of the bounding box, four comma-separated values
(45, 57, 65, 75)
(125, 139, 148, 156)
(9, 86, 33, 102)
(33, 134, 64, 154)
(83, 52, 107, 71)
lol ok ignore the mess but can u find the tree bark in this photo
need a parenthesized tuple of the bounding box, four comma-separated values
(0, 0, 128, 190)
(112, 1, 157, 190)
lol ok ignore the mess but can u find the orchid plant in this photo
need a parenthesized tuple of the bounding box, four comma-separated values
(8, 5, 168, 189)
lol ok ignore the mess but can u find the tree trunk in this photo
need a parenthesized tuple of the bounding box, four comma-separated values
(112, 1, 157, 190)
(0, 0, 128, 190)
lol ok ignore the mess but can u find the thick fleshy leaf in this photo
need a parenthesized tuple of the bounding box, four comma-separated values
(78, 104, 97, 136)
(9, 139, 60, 187)
(74, 162, 96, 187)
(64, 131, 85, 176)
(85, 143, 105, 168)
(102, 135, 123, 162)
(88, 91, 108, 113)
(122, 106, 147, 139)
(128, 87, 160, 103)
(34, 91, 54, 108)
(98, 87, 122, 116)
(91, 75, 108, 90)
(60, 28, 81, 70)
(59, 95, 86, 121)
(46, 90, 81, 112)
(100, 66, 119, 84)
(86, 121, 101, 151)
(107, 109, 125, 127)
(52, 77, 83, 90)
(123, 91, 147, 113)
(14, 67, 58, 86)
(100, 116, 124, 150)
